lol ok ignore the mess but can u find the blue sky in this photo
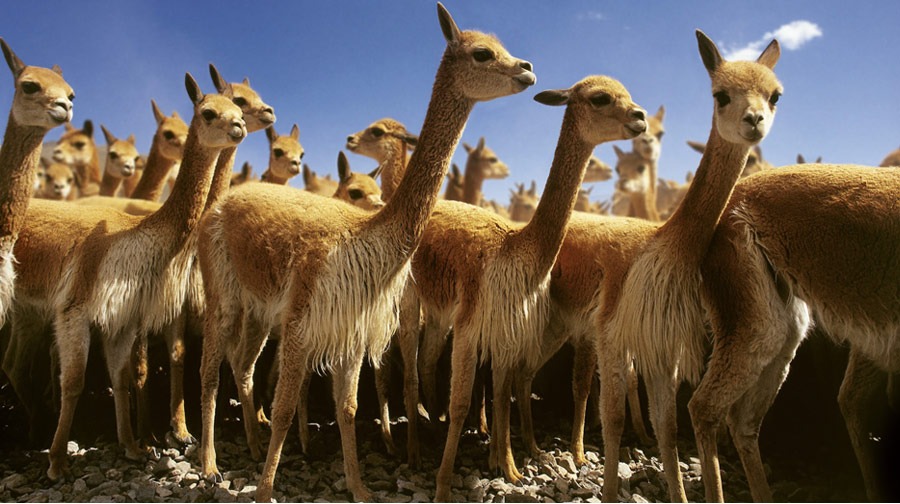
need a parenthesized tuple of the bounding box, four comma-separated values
(2, 1, 898, 206)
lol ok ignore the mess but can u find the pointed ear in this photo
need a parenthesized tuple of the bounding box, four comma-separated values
(613, 145, 626, 158)
(1, 38, 26, 77)
(437, 2, 462, 45)
(686, 140, 706, 154)
(452, 163, 461, 179)
(151, 99, 166, 124)
(40, 156, 50, 168)
(534, 88, 571, 106)
(290, 124, 300, 140)
(403, 132, 418, 147)
(65, 122, 75, 132)
(476, 136, 485, 151)
(127, 134, 135, 144)
(208, 63, 228, 94)
(265, 125, 278, 144)
(242, 77, 250, 86)
(685, 171, 694, 182)
(463, 143, 473, 154)
(51, 64, 63, 76)
(101, 125, 116, 146)
(696, 30, 723, 75)
(337, 151, 351, 183)
(82, 120, 94, 138)
(171, 111, 181, 119)
(241, 161, 253, 176)
(815, 156, 822, 163)
(756, 39, 780, 69)
(368, 163, 384, 180)
(529, 180, 537, 195)
(796, 154, 805, 164)
(185, 73, 203, 106)
(302, 164, 313, 186)
(655, 105, 665, 122)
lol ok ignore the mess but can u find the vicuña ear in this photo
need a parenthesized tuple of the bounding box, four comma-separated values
(437, 3, 461, 45)
(82, 120, 94, 138)
(686, 140, 706, 154)
(265, 125, 278, 144)
(127, 134, 135, 144)
(613, 145, 626, 158)
(290, 124, 300, 140)
(185, 73, 203, 105)
(696, 30, 723, 75)
(1, 38, 26, 77)
(368, 163, 384, 180)
(209, 63, 228, 94)
(534, 89, 571, 106)
(337, 151, 351, 183)
(476, 136, 485, 152)
(51, 64, 63, 76)
(463, 142, 473, 154)
(101, 124, 117, 145)
(756, 39, 780, 69)
(655, 105, 665, 122)
(151, 99, 166, 125)
(403, 131, 419, 147)
(302, 164, 313, 186)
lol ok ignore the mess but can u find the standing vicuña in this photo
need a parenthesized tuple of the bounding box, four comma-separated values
(196, 4, 535, 501)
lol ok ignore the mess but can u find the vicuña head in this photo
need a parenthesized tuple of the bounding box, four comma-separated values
(583, 154, 613, 182)
(2, 38, 73, 130)
(151, 99, 188, 162)
(101, 125, 140, 180)
(632, 105, 665, 161)
(332, 151, 385, 211)
(51, 119, 93, 166)
(263, 124, 304, 181)
(209, 64, 275, 133)
(38, 160, 76, 200)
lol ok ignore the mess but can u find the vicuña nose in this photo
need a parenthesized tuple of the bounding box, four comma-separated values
(743, 112, 764, 126)
(519, 60, 533, 72)
(54, 98, 72, 111)
(630, 109, 646, 121)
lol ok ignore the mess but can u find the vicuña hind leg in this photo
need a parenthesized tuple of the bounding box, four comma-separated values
(105, 329, 146, 463)
(229, 311, 271, 461)
(164, 311, 195, 445)
(489, 365, 523, 482)
(47, 310, 90, 481)
(570, 337, 597, 466)
(332, 353, 372, 502)
(597, 344, 628, 503)
(374, 354, 398, 456)
(419, 314, 450, 422)
(645, 370, 686, 503)
(398, 285, 423, 466)
(839, 348, 887, 502)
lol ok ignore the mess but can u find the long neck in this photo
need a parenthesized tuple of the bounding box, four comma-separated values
(380, 142, 409, 202)
(138, 128, 218, 246)
(260, 168, 289, 186)
(76, 148, 101, 186)
(657, 114, 748, 264)
(203, 146, 237, 212)
(629, 159, 661, 222)
(512, 107, 593, 270)
(0, 112, 44, 241)
(462, 160, 484, 205)
(99, 168, 123, 197)
(371, 58, 474, 245)
(130, 137, 178, 201)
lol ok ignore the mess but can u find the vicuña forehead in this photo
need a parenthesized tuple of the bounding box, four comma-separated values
(458, 30, 504, 48)
(230, 82, 263, 102)
(370, 118, 406, 131)
(17, 66, 70, 90)
(713, 62, 782, 92)
(575, 75, 630, 99)
(199, 93, 243, 113)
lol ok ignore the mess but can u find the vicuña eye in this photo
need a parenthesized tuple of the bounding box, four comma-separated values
(73, 141, 85, 150)
(273, 148, 284, 158)
(233, 97, 247, 107)
(21, 82, 40, 94)
(590, 94, 612, 107)
(68, 93, 75, 101)
(370, 127, 384, 137)
(769, 91, 781, 105)
(472, 49, 493, 62)
(348, 189, 364, 200)
(163, 131, 175, 140)
(656, 131, 665, 140)
(109, 152, 119, 160)
(714, 91, 731, 107)
(201, 109, 217, 122)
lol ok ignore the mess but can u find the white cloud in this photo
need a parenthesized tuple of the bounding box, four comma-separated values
(578, 11, 605, 22)
(722, 20, 822, 61)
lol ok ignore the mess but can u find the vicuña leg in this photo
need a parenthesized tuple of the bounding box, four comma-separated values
(645, 370, 686, 503)
(374, 356, 398, 456)
(435, 319, 479, 502)
(332, 352, 371, 502)
(105, 328, 146, 462)
(398, 284, 423, 466)
(199, 301, 240, 481)
(164, 310, 195, 445)
(419, 313, 450, 422)
(571, 336, 597, 466)
(626, 360, 653, 445)
(47, 309, 90, 481)
(839, 348, 887, 502)
(489, 365, 523, 482)
(229, 311, 271, 461)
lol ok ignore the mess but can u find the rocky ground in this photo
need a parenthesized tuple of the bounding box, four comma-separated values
(0, 331, 893, 502)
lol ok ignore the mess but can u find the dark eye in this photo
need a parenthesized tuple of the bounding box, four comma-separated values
(201, 109, 217, 122)
(348, 189, 364, 200)
(590, 93, 612, 107)
(370, 127, 384, 137)
(45, 175, 52, 181)
(163, 130, 175, 140)
(68, 93, 75, 101)
(714, 91, 731, 107)
(656, 131, 665, 140)
(273, 148, 284, 158)
(472, 49, 493, 62)
(746, 156, 757, 165)
(488, 157, 498, 163)
(67, 177, 73, 184)
(769, 91, 781, 105)
(21, 82, 40, 94)
(637, 165, 646, 174)
(109, 152, 119, 160)
(73, 141, 85, 150)
(233, 97, 247, 107)
(299, 152, 305, 159)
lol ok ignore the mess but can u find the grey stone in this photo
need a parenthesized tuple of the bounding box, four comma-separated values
(154, 456, 177, 475)
(0, 473, 27, 490)
(463, 474, 481, 491)
(617, 462, 633, 481)
(72, 478, 88, 494)
(84, 472, 106, 488)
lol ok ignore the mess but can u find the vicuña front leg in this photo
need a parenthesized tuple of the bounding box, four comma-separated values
(839, 349, 887, 503)
(645, 371, 686, 503)
(164, 311, 196, 445)
(332, 354, 372, 502)
(489, 366, 523, 483)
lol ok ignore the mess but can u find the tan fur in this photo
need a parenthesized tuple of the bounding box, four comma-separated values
(583, 154, 613, 183)
(443, 163, 464, 200)
(196, 6, 536, 502)
(460, 137, 510, 204)
(345, 117, 418, 202)
(599, 32, 783, 502)
(688, 137, 774, 178)
(480, 197, 511, 219)
(690, 164, 900, 502)
(656, 173, 692, 220)
(879, 146, 900, 167)
(508, 180, 538, 222)
(129, 100, 188, 201)
(98, 125, 140, 197)
(231, 161, 256, 186)
(0, 38, 73, 327)
(72, 195, 161, 216)
(302, 163, 339, 196)
(9, 76, 246, 481)
(51, 119, 100, 196)
(37, 160, 78, 201)
(418, 75, 647, 499)
(612, 145, 660, 221)
(259, 124, 303, 185)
